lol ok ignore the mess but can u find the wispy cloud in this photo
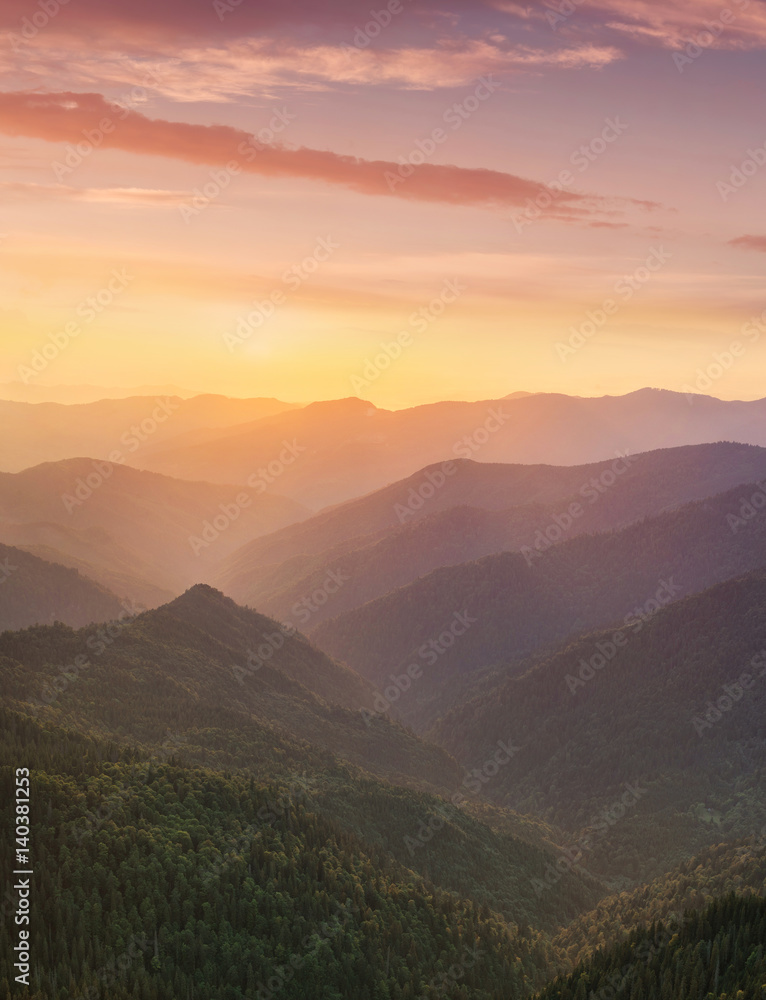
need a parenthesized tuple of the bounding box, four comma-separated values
(491, 0, 766, 52)
(1, 36, 621, 102)
(596, 0, 766, 51)
(729, 234, 766, 253)
(0, 90, 659, 223)
(0, 180, 190, 205)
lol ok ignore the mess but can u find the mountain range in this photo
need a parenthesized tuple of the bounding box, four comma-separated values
(6, 388, 766, 510)
(0, 540, 124, 631)
(0, 459, 306, 608)
(127, 389, 766, 507)
(0, 393, 299, 473)
(2, 387, 766, 1000)
(311, 472, 766, 729)
(218, 441, 766, 629)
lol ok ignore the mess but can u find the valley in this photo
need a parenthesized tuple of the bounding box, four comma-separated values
(2, 390, 765, 998)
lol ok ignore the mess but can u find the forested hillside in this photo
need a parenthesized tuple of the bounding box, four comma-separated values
(537, 894, 766, 1000)
(3, 0, 764, 983)
(552, 839, 766, 965)
(0, 585, 464, 795)
(0, 710, 555, 1000)
(313, 476, 766, 728)
(432, 570, 766, 879)
(0, 542, 124, 631)
(0, 588, 609, 930)
(2, 502, 766, 998)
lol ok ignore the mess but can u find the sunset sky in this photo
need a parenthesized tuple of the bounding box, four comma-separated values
(1, 0, 765, 408)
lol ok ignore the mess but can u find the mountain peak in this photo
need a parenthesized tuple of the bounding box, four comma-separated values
(164, 583, 243, 620)
(305, 397, 375, 411)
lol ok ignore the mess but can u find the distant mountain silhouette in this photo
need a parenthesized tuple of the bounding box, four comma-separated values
(0, 459, 307, 605)
(312, 474, 766, 730)
(129, 388, 766, 508)
(0, 541, 124, 630)
(435, 569, 766, 877)
(7, 388, 766, 510)
(0, 393, 299, 471)
(218, 442, 766, 628)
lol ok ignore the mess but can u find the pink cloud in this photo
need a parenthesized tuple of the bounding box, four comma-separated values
(729, 234, 766, 253)
(491, 0, 766, 51)
(0, 35, 621, 103)
(0, 90, 658, 221)
(595, 0, 766, 50)
(0, 180, 190, 204)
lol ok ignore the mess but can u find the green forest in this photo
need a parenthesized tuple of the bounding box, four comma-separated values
(1, 495, 765, 998)
(539, 894, 766, 1000)
(2, 704, 765, 998)
(0, 709, 551, 1000)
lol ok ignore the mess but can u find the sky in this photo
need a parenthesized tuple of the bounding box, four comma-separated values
(1, 0, 765, 408)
